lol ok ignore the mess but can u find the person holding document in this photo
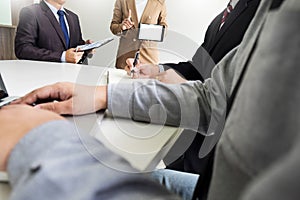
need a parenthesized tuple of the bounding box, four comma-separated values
(110, 0, 168, 69)
(15, 0, 93, 64)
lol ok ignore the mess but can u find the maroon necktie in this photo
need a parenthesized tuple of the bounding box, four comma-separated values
(219, 1, 234, 30)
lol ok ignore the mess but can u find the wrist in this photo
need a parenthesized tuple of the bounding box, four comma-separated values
(95, 86, 108, 111)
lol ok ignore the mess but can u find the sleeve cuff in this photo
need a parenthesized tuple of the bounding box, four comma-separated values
(107, 83, 134, 119)
(61, 51, 66, 62)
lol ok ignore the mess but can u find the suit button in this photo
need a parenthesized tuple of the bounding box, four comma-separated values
(30, 162, 42, 173)
(133, 38, 136, 42)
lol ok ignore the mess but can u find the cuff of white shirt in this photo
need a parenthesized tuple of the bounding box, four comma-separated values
(61, 51, 67, 62)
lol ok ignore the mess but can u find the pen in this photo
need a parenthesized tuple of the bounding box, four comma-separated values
(131, 50, 140, 78)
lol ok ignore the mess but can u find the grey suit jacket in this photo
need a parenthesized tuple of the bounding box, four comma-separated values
(208, 0, 300, 199)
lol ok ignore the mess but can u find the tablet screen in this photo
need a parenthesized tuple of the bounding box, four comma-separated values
(138, 23, 165, 42)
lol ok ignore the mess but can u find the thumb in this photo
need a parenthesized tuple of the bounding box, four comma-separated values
(128, 9, 132, 19)
(35, 100, 72, 115)
(126, 58, 134, 67)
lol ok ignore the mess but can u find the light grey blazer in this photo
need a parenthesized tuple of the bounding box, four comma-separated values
(208, 0, 300, 199)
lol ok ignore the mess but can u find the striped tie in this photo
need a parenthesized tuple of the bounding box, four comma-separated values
(219, 1, 233, 30)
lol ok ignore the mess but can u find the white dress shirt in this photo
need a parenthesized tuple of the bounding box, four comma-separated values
(135, 0, 148, 21)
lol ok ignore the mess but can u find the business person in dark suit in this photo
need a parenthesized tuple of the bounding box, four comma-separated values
(127, 0, 261, 179)
(166, 0, 261, 81)
(15, 0, 92, 64)
(128, 0, 260, 82)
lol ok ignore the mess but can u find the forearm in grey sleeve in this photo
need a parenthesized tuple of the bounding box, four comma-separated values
(107, 80, 213, 133)
(7, 120, 179, 200)
(107, 47, 238, 134)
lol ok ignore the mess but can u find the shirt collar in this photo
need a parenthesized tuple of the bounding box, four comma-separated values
(230, 0, 240, 9)
(44, 0, 66, 16)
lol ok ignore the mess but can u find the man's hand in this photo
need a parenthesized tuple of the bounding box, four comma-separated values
(125, 58, 159, 78)
(13, 82, 108, 115)
(125, 59, 187, 84)
(66, 48, 84, 63)
(0, 105, 65, 171)
(121, 9, 134, 30)
(154, 69, 187, 84)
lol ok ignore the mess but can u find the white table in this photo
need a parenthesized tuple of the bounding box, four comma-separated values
(0, 60, 181, 199)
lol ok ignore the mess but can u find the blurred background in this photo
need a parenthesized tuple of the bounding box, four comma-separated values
(0, 0, 225, 66)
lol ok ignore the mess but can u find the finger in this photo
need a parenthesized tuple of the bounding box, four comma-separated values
(85, 39, 93, 44)
(124, 21, 132, 28)
(76, 52, 84, 57)
(125, 20, 134, 27)
(128, 9, 132, 20)
(35, 99, 73, 115)
(14, 86, 56, 105)
(124, 65, 131, 75)
(126, 58, 134, 68)
(69, 48, 77, 52)
(15, 83, 72, 105)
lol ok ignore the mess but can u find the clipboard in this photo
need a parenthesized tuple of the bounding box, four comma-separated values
(76, 37, 114, 51)
(77, 37, 114, 64)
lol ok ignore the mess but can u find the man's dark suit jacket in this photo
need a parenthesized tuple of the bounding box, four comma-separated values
(164, 0, 260, 81)
(163, 0, 261, 196)
(15, 1, 85, 62)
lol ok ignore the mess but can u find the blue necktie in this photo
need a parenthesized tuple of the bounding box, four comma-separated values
(57, 10, 69, 48)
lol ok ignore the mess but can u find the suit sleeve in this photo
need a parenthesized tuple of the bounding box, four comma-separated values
(107, 47, 239, 134)
(14, 7, 62, 62)
(163, 61, 204, 82)
(110, 0, 124, 35)
(7, 120, 179, 200)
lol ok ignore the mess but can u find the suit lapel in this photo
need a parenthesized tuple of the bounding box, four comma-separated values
(230, 0, 272, 94)
(208, 12, 224, 48)
(65, 9, 74, 47)
(40, 1, 68, 49)
(210, 0, 253, 51)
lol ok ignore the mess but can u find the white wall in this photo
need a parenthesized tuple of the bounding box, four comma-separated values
(0, 0, 12, 25)
(65, 0, 227, 66)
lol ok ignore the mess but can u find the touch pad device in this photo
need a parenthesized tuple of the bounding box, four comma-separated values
(138, 23, 165, 42)
(0, 73, 19, 108)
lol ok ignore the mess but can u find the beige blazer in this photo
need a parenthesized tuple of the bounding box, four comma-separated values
(110, 0, 167, 69)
